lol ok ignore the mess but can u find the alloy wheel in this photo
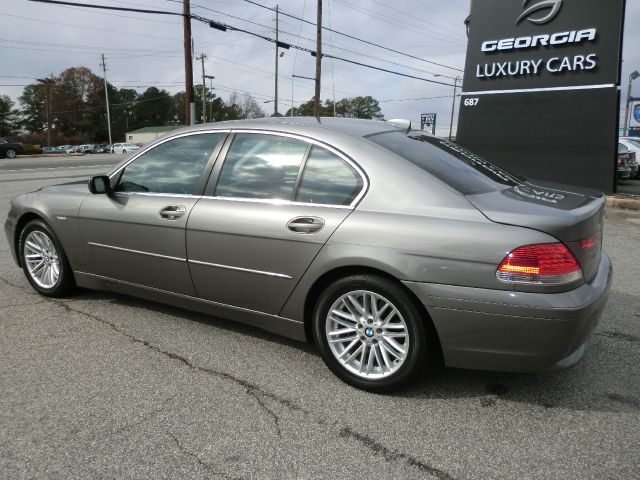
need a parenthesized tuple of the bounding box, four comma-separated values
(23, 230, 61, 289)
(325, 290, 409, 379)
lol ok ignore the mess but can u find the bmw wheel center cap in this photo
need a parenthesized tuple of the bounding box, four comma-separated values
(365, 327, 374, 338)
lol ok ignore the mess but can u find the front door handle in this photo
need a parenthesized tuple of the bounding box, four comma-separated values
(159, 205, 186, 220)
(287, 216, 325, 234)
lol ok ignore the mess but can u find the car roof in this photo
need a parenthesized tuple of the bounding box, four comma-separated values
(171, 117, 410, 140)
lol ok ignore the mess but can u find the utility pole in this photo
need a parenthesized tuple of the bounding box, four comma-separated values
(37, 76, 54, 147)
(101, 54, 113, 147)
(206, 74, 215, 121)
(183, 0, 194, 126)
(449, 76, 459, 141)
(274, 4, 279, 116)
(314, 0, 322, 117)
(197, 53, 207, 123)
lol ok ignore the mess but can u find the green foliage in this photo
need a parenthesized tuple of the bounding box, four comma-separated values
(10, 66, 384, 144)
(0, 94, 19, 137)
(285, 96, 384, 119)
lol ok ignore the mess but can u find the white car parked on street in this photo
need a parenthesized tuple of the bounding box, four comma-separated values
(112, 143, 140, 154)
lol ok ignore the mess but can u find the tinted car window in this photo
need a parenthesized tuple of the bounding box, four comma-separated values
(216, 133, 307, 200)
(368, 131, 520, 195)
(618, 143, 629, 152)
(116, 133, 224, 194)
(296, 146, 363, 205)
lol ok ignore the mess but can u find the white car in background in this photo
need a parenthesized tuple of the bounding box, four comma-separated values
(619, 137, 640, 178)
(112, 143, 140, 154)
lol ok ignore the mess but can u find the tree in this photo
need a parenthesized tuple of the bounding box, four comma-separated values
(133, 87, 173, 127)
(336, 96, 383, 119)
(0, 94, 19, 137)
(285, 96, 383, 119)
(227, 92, 265, 119)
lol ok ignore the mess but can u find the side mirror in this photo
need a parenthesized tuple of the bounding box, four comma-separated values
(88, 175, 113, 194)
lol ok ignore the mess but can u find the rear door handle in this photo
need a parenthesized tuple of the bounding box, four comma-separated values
(287, 216, 325, 234)
(159, 205, 186, 220)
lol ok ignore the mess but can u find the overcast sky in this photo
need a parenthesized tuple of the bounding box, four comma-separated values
(1, 0, 639, 135)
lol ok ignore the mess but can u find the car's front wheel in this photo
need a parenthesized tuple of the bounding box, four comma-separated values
(19, 220, 75, 297)
(5, 149, 17, 159)
(313, 274, 430, 393)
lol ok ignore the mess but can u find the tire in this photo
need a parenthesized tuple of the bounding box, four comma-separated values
(5, 149, 17, 159)
(122, 149, 127, 154)
(312, 274, 430, 393)
(19, 219, 75, 297)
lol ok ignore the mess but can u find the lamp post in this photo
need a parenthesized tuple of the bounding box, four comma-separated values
(624, 70, 640, 136)
(205, 74, 215, 122)
(434, 74, 461, 140)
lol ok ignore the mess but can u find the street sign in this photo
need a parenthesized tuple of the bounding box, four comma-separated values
(421, 113, 437, 134)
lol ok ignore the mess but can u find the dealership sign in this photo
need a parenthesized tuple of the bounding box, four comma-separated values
(631, 102, 640, 128)
(457, 0, 626, 195)
(462, 0, 625, 93)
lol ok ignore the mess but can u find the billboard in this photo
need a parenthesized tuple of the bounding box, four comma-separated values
(630, 101, 640, 128)
(457, 0, 626, 194)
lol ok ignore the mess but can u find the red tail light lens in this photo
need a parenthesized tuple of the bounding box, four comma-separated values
(496, 243, 583, 285)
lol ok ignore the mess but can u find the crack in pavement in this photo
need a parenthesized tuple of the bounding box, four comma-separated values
(595, 330, 639, 343)
(0, 300, 47, 310)
(48, 299, 455, 477)
(247, 387, 282, 438)
(166, 430, 239, 480)
(111, 395, 177, 437)
(339, 427, 457, 480)
(0, 275, 32, 291)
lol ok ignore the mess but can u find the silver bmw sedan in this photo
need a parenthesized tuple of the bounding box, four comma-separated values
(4, 117, 612, 392)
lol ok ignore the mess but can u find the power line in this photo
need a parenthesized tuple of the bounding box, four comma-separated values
(26, 0, 457, 86)
(241, 0, 464, 72)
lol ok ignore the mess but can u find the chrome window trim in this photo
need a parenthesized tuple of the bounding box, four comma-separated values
(108, 129, 232, 179)
(188, 259, 292, 279)
(113, 191, 201, 199)
(88, 242, 186, 262)
(198, 195, 352, 210)
(214, 129, 369, 208)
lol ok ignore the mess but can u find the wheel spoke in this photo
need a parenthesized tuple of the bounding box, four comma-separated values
(344, 343, 364, 364)
(380, 338, 403, 359)
(329, 333, 358, 344)
(346, 295, 364, 315)
(358, 345, 368, 373)
(331, 308, 356, 323)
(338, 338, 360, 359)
(328, 327, 356, 337)
(378, 342, 393, 371)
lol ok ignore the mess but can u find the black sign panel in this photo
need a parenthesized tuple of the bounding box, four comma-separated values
(458, 88, 619, 193)
(457, 0, 626, 194)
(463, 0, 625, 92)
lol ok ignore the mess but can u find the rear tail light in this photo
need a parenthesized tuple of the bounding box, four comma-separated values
(496, 243, 583, 285)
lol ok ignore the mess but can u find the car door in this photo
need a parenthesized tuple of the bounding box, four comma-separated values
(186, 131, 366, 315)
(77, 131, 227, 295)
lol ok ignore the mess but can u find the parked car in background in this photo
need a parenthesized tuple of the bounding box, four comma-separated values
(619, 137, 640, 178)
(617, 143, 634, 182)
(77, 144, 96, 154)
(112, 143, 140, 154)
(4, 117, 612, 392)
(91, 145, 105, 154)
(0, 138, 25, 159)
(42, 147, 56, 154)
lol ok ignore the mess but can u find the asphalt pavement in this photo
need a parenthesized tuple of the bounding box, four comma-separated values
(0, 157, 639, 479)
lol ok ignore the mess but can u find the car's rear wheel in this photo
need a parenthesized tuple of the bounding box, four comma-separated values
(313, 274, 429, 393)
(6, 149, 17, 159)
(19, 220, 75, 297)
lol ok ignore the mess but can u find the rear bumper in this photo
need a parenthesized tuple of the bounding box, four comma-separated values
(403, 252, 612, 372)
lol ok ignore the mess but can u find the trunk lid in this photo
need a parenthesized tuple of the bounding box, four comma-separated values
(466, 179, 605, 283)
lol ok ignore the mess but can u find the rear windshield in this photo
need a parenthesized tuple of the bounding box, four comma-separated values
(368, 131, 520, 195)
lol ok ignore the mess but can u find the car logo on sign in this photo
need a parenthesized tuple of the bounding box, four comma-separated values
(516, 0, 563, 25)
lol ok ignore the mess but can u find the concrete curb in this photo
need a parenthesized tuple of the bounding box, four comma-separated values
(606, 196, 640, 210)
